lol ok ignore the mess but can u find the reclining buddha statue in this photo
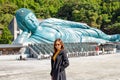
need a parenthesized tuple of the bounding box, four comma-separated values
(13, 8, 120, 45)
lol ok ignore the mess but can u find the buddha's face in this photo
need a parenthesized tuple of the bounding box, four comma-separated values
(24, 12, 39, 32)
(16, 8, 39, 33)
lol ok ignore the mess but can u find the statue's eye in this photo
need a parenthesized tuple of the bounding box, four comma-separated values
(27, 16, 34, 23)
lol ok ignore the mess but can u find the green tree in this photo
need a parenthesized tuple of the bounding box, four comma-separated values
(108, 23, 120, 34)
(0, 27, 13, 44)
(57, 3, 74, 20)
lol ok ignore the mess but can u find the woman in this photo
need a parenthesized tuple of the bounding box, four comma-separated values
(50, 38, 69, 80)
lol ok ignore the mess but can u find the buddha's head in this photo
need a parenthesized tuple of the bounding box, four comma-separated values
(16, 8, 39, 33)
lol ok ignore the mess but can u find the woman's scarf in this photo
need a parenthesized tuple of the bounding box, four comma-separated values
(53, 50, 60, 61)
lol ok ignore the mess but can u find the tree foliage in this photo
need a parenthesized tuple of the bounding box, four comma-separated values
(0, 27, 13, 44)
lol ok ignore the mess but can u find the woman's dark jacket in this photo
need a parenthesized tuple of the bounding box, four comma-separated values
(50, 49, 69, 80)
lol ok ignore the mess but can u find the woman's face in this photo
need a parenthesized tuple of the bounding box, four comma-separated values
(55, 41, 62, 51)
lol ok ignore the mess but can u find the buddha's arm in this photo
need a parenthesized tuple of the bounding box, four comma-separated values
(40, 18, 90, 29)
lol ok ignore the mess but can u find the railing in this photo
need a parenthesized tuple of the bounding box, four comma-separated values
(26, 42, 116, 59)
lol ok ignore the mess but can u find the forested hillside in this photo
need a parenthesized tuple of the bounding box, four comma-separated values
(0, 0, 120, 44)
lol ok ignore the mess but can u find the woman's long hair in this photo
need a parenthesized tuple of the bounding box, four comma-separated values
(54, 38, 64, 53)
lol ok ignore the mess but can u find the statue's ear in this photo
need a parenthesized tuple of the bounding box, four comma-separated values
(17, 21, 29, 32)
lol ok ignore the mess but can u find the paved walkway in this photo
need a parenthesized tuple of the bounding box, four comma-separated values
(0, 53, 120, 80)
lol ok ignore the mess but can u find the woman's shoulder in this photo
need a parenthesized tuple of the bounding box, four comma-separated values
(60, 49, 68, 54)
